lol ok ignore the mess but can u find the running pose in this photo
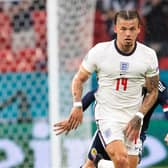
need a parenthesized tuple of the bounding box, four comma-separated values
(55, 10, 159, 168)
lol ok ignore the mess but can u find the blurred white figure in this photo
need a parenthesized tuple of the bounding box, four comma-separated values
(164, 134, 168, 145)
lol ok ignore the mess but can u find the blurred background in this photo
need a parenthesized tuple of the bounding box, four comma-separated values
(0, 0, 167, 168)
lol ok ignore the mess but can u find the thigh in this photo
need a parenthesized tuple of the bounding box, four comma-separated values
(128, 155, 139, 168)
(105, 140, 128, 159)
(97, 120, 125, 145)
(97, 120, 127, 159)
(105, 140, 129, 168)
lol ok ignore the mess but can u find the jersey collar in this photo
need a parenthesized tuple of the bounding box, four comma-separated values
(114, 39, 137, 56)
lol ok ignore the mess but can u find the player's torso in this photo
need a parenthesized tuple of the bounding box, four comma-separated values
(96, 41, 149, 87)
(94, 41, 151, 121)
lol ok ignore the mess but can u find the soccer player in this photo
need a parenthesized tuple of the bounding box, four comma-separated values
(55, 10, 159, 168)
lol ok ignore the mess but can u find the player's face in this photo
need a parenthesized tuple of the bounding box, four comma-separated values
(114, 18, 140, 52)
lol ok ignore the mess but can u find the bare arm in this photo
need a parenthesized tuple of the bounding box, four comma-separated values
(125, 75, 159, 142)
(139, 75, 159, 115)
(53, 66, 91, 135)
(71, 65, 91, 102)
(67, 65, 91, 131)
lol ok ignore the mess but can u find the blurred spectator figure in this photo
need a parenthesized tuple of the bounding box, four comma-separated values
(103, 7, 116, 39)
(141, 0, 168, 58)
(93, 0, 111, 45)
(103, 0, 137, 11)
(31, 0, 46, 11)
(0, 0, 47, 72)
(10, 0, 36, 52)
(31, 5, 47, 57)
(16, 47, 46, 72)
(31, 0, 47, 69)
(0, 2, 12, 50)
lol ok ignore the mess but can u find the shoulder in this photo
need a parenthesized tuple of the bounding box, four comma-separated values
(91, 40, 113, 52)
(136, 42, 156, 56)
(86, 40, 113, 61)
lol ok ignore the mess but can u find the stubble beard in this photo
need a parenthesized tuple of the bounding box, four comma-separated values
(123, 42, 133, 53)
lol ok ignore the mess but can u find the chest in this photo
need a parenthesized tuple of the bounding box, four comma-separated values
(97, 53, 148, 77)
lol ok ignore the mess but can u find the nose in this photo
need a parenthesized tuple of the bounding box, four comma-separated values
(125, 30, 131, 36)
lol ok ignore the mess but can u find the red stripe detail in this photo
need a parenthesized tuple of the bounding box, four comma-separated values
(163, 104, 168, 108)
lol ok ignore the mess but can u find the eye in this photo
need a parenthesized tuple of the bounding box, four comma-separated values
(130, 27, 136, 31)
(121, 27, 126, 31)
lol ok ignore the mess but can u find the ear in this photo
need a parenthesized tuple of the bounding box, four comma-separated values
(138, 26, 141, 34)
(114, 25, 117, 33)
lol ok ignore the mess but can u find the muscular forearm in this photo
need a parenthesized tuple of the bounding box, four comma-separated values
(71, 75, 84, 102)
(71, 66, 90, 102)
(139, 75, 159, 116)
(66, 66, 90, 131)
(139, 90, 158, 115)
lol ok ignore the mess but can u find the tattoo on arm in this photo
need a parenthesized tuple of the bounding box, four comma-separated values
(148, 76, 158, 92)
(139, 75, 159, 115)
(72, 77, 83, 102)
(72, 67, 90, 102)
(131, 116, 142, 130)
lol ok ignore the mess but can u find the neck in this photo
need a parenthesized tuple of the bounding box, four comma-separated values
(117, 41, 135, 53)
(115, 40, 136, 56)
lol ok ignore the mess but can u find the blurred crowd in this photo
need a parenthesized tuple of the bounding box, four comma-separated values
(0, 0, 46, 72)
(0, 0, 167, 73)
(93, 0, 168, 69)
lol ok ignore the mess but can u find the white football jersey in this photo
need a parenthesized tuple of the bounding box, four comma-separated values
(82, 40, 159, 123)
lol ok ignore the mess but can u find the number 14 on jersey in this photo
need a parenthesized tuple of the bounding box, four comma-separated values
(116, 78, 128, 91)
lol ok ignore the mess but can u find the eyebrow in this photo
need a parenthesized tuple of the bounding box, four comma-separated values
(120, 25, 136, 29)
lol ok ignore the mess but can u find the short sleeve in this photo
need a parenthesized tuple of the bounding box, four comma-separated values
(146, 50, 159, 77)
(82, 45, 98, 73)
